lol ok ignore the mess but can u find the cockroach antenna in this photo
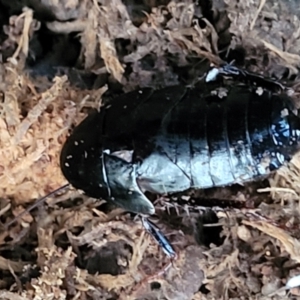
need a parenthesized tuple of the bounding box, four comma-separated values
(4, 183, 70, 229)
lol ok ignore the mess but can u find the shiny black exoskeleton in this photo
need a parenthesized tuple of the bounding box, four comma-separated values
(60, 66, 300, 215)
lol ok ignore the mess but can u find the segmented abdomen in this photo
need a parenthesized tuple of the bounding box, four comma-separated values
(119, 85, 297, 194)
(61, 83, 299, 200)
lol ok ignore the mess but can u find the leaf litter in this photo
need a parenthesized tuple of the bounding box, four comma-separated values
(1, 0, 300, 299)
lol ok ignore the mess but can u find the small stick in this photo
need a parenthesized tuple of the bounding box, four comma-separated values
(4, 183, 70, 229)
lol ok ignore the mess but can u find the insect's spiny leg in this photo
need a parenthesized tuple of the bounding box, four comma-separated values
(132, 216, 178, 291)
(141, 216, 177, 260)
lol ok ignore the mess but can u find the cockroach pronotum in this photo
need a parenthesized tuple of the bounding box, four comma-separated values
(5, 65, 300, 263)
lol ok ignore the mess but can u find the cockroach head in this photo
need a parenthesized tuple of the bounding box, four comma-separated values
(60, 111, 155, 215)
(60, 111, 111, 201)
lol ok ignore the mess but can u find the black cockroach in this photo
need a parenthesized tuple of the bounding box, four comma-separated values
(58, 65, 300, 216)
(5, 65, 300, 263)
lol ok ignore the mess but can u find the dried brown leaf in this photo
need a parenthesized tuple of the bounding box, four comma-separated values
(243, 220, 300, 263)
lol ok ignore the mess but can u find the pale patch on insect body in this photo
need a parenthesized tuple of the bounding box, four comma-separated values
(255, 86, 264, 95)
(205, 67, 220, 82)
(101, 149, 111, 197)
(210, 90, 218, 96)
(217, 87, 228, 98)
(110, 150, 134, 163)
(281, 108, 289, 118)
(292, 129, 300, 138)
(181, 195, 190, 201)
(270, 128, 280, 146)
(256, 164, 268, 176)
(205, 64, 242, 83)
(276, 152, 285, 164)
(210, 87, 228, 99)
(256, 151, 273, 174)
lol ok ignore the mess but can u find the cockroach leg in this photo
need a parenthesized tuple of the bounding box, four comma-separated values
(141, 216, 177, 259)
(4, 183, 70, 229)
(138, 216, 178, 279)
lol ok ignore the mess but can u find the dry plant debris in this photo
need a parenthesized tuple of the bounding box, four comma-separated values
(1, 0, 300, 299)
